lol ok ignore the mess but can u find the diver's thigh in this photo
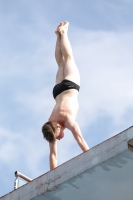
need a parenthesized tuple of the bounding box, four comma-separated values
(55, 67, 64, 84)
(64, 59, 80, 85)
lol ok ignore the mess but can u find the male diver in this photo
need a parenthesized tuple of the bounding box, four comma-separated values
(42, 22, 89, 170)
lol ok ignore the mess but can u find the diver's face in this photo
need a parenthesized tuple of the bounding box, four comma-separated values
(55, 124, 64, 140)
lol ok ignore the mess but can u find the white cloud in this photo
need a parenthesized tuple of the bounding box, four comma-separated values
(70, 29, 133, 128)
(0, 126, 49, 178)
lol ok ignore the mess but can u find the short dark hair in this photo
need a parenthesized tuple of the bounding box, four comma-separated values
(42, 121, 57, 143)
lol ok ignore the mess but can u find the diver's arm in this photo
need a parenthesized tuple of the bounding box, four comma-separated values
(49, 142, 58, 170)
(65, 116, 89, 151)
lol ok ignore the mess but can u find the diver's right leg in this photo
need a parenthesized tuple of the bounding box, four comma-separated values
(55, 23, 64, 84)
(57, 22, 80, 85)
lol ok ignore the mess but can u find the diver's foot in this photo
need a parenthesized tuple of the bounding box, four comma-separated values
(55, 22, 63, 36)
(57, 21, 69, 35)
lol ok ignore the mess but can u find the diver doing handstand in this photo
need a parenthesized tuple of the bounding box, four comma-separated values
(42, 22, 89, 170)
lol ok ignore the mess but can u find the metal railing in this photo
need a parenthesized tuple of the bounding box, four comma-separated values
(14, 171, 32, 190)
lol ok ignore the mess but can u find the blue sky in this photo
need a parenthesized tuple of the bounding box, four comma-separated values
(0, 0, 133, 197)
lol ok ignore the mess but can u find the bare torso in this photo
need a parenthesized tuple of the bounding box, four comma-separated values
(49, 89, 79, 126)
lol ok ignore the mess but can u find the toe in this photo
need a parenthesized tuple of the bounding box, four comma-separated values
(60, 22, 63, 26)
(64, 21, 69, 26)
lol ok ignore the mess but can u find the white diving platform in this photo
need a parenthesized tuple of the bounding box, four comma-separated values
(1, 126, 133, 200)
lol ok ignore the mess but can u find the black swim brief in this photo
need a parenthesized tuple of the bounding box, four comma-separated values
(53, 79, 80, 99)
